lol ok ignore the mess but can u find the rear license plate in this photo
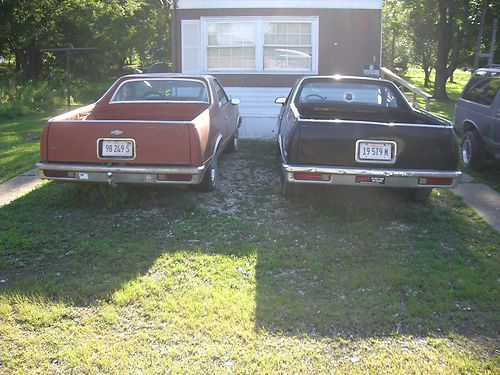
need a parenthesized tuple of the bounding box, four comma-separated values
(356, 140, 396, 163)
(99, 139, 135, 159)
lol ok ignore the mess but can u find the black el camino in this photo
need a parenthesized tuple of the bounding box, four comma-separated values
(276, 76, 462, 202)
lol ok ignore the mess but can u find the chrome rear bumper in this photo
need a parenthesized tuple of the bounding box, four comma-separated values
(36, 162, 206, 185)
(282, 163, 462, 188)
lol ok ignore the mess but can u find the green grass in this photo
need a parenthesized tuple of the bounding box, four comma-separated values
(0, 113, 52, 183)
(403, 68, 470, 120)
(0, 78, 110, 183)
(0, 141, 498, 373)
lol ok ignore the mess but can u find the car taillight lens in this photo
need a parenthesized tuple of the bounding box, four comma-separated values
(157, 174, 192, 182)
(418, 177, 453, 186)
(44, 170, 75, 178)
(293, 172, 330, 181)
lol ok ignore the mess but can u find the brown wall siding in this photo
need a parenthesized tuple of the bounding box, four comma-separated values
(174, 8, 381, 87)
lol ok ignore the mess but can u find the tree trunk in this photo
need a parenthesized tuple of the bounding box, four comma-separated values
(14, 51, 22, 72)
(434, 0, 452, 100)
(19, 40, 43, 80)
(423, 67, 432, 88)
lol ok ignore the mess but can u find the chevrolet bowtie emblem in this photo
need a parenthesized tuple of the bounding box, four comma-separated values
(111, 130, 124, 135)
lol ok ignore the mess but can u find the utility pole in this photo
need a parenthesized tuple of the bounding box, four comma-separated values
(473, 0, 488, 71)
(40, 47, 97, 111)
(488, 19, 498, 65)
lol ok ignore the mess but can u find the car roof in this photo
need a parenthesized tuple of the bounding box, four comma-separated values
(299, 75, 396, 87)
(474, 65, 500, 77)
(120, 73, 214, 80)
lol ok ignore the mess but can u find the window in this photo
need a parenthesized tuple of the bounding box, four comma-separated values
(462, 76, 500, 106)
(264, 22, 312, 71)
(207, 23, 256, 69)
(214, 80, 229, 106)
(203, 18, 317, 73)
(111, 79, 209, 103)
(296, 81, 399, 108)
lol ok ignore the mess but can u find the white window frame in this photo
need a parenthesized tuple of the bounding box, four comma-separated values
(201, 17, 319, 74)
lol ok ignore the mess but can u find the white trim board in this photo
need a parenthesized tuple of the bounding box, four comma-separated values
(177, 0, 382, 9)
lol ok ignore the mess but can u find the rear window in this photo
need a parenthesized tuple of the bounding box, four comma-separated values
(462, 71, 500, 106)
(296, 80, 400, 108)
(111, 79, 209, 103)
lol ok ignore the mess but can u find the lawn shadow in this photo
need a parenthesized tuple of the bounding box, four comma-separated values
(0, 141, 498, 342)
(0, 181, 218, 306)
(254, 185, 500, 339)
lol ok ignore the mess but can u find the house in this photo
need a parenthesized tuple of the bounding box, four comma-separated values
(171, 0, 382, 138)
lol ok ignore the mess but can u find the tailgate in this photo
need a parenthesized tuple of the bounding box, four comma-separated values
(46, 121, 192, 165)
(294, 121, 458, 170)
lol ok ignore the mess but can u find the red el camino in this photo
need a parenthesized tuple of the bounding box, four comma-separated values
(37, 74, 240, 192)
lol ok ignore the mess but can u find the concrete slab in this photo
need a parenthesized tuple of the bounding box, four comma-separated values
(0, 170, 43, 207)
(453, 173, 500, 232)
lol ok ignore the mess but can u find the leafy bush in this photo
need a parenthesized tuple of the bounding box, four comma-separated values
(0, 68, 111, 120)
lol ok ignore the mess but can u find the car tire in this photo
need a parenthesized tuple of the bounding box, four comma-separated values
(408, 188, 432, 203)
(462, 131, 485, 170)
(226, 130, 238, 153)
(195, 158, 217, 192)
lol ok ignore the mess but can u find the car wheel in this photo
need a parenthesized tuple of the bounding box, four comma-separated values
(462, 131, 485, 170)
(408, 188, 432, 203)
(226, 130, 238, 153)
(195, 158, 217, 192)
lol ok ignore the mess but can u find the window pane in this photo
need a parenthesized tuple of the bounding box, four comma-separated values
(462, 78, 498, 105)
(264, 22, 313, 71)
(206, 22, 256, 69)
(111, 79, 209, 103)
(264, 47, 312, 70)
(297, 81, 398, 108)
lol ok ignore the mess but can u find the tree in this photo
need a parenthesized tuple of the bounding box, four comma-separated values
(382, 0, 411, 73)
(434, 0, 480, 99)
(407, 1, 437, 87)
(0, 0, 60, 79)
(0, 0, 172, 80)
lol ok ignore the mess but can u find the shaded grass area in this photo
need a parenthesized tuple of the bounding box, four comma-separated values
(0, 113, 51, 183)
(0, 141, 498, 373)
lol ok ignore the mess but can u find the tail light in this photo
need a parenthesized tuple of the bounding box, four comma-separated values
(157, 174, 192, 182)
(44, 170, 75, 178)
(418, 177, 453, 186)
(293, 172, 330, 181)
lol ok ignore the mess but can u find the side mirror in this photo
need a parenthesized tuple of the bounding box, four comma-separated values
(231, 98, 240, 105)
(275, 97, 287, 105)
